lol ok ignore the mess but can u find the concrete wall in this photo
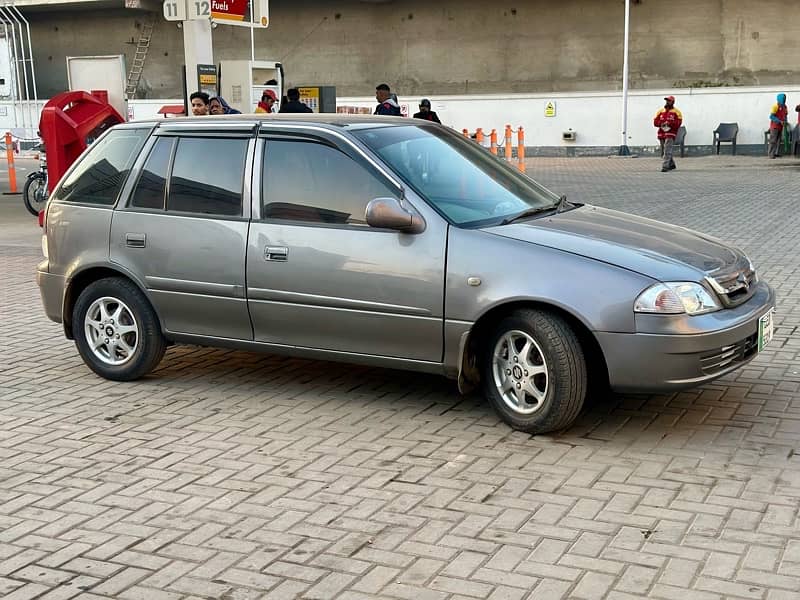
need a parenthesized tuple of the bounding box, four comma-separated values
(331, 86, 800, 155)
(0, 86, 794, 161)
(0, 84, 775, 157)
(23, 0, 800, 100)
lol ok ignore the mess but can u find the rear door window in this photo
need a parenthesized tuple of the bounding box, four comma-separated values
(130, 137, 174, 210)
(56, 128, 149, 206)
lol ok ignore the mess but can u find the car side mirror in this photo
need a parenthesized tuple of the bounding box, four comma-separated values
(365, 197, 426, 234)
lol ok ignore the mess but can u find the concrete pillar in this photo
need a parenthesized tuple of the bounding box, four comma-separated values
(182, 19, 213, 98)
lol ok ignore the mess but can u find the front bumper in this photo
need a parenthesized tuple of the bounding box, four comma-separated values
(36, 269, 65, 324)
(597, 281, 776, 391)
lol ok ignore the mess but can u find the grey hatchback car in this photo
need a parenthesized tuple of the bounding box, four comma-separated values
(37, 115, 775, 434)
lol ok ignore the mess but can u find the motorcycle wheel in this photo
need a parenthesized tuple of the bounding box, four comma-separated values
(23, 173, 47, 217)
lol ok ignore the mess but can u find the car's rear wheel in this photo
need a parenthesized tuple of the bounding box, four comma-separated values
(72, 277, 166, 380)
(481, 309, 587, 434)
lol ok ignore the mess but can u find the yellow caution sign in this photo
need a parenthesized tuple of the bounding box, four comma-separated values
(545, 101, 556, 117)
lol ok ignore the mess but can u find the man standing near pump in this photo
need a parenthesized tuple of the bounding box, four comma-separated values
(653, 95, 683, 172)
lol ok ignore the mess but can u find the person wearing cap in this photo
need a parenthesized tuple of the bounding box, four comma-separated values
(413, 99, 441, 123)
(255, 89, 278, 113)
(767, 93, 789, 159)
(374, 83, 402, 116)
(653, 95, 683, 172)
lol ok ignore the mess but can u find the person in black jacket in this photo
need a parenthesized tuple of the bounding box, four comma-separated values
(374, 84, 402, 116)
(413, 98, 441, 123)
(280, 88, 313, 113)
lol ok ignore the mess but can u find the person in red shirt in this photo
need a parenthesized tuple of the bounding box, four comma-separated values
(653, 96, 683, 172)
(767, 93, 788, 158)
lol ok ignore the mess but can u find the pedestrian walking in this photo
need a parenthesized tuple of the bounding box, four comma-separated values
(653, 95, 682, 172)
(279, 88, 313, 113)
(767, 93, 789, 158)
(374, 84, 402, 116)
(413, 99, 441, 123)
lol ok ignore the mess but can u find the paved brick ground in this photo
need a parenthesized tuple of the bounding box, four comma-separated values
(0, 155, 799, 599)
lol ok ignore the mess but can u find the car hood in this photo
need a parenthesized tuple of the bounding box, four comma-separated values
(483, 205, 743, 281)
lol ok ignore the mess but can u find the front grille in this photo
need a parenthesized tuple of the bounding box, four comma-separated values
(700, 333, 758, 375)
(708, 265, 757, 308)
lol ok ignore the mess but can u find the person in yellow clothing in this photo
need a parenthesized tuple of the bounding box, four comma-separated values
(767, 93, 788, 159)
(255, 90, 277, 114)
(653, 96, 683, 172)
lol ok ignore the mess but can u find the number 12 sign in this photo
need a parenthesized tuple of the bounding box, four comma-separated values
(188, 0, 211, 19)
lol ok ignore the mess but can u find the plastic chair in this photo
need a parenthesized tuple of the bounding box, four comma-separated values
(674, 126, 687, 158)
(713, 123, 738, 155)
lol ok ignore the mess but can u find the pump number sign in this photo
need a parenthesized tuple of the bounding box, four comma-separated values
(163, 0, 187, 21)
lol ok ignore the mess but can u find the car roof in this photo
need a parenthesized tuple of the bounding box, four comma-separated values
(126, 114, 420, 132)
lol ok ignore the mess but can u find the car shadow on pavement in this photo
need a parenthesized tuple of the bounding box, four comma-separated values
(141, 344, 767, 448)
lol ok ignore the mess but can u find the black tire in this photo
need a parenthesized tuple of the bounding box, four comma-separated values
(481, 309, 587, 434)
(72, 277, 166, 381)
(23, 173, 47, 216)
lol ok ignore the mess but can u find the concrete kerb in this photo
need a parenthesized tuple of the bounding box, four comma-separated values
(522, 144, 790, 158)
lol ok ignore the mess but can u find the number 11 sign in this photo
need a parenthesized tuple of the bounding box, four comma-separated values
(163, 0, 187, 21)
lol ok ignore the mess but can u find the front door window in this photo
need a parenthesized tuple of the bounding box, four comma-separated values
(262, 139, 398, 226)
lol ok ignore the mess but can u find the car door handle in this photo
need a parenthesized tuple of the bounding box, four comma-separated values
(126, 233, 146, 248)
(264, 246, 288, 261)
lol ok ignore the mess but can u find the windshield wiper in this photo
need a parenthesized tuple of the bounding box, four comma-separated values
(556, 194, 570, 213)
(500, 203, 558, 225)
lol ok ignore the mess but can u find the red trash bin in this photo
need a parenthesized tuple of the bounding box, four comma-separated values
(38, 90, 125, 193)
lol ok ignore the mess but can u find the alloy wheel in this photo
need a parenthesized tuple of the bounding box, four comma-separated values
(84, 296, 139, 366)
(491, 329, 549, 414)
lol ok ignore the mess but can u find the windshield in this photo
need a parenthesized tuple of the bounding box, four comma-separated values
(351, 124, 559, 227)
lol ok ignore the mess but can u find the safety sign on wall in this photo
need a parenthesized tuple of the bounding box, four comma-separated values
(545, 101, 556, 117)
(298, 87, 319, 112)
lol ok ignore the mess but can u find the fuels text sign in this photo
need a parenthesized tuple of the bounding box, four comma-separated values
(210, 0, 247, 21)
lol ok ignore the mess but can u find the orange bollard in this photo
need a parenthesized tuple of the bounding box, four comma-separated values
(490, 129, 498, 155)
(518, 127, 526, 173)
(4, 132, 18, 195)
(475, 127, 484, 146)
(504, 125, 513, 160)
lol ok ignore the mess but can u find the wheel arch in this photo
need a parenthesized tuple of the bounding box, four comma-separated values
(458, 300, 609, 393)
(63, 265, 157, 340)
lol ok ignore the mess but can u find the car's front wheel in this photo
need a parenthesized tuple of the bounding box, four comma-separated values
(72, 277, 166, 381)
(481, 309, 587, 434)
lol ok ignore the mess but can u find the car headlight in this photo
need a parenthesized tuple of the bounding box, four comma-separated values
(634, 282, 721, 315)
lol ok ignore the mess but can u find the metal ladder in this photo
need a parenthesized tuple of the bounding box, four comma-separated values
(125, 13, 156, 99)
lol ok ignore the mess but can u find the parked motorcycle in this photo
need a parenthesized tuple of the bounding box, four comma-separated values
(23, 143, 48, 217)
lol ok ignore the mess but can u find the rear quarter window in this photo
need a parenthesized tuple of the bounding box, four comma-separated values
(55, 128, 150, 206)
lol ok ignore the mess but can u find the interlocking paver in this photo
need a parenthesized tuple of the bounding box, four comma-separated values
(1, 155, 800, 598)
